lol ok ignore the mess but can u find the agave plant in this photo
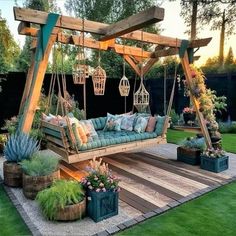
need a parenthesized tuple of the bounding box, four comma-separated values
(4, 132, 39, 163)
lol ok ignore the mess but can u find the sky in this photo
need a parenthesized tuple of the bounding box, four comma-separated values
(0, 0, 235, 66)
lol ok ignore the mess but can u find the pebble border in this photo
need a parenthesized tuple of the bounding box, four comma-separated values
(1, 175, 236, 236)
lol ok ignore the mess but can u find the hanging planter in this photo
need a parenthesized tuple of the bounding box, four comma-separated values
(119, 75, 130, 97)
(134, 80, 149, 112)
(72, 63, 89, 85)
(92, 66, 106, 95)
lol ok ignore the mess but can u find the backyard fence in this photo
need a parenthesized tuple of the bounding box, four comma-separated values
(0, 72, 235, 131)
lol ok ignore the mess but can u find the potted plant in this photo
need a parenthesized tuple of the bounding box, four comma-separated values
(0, 134, 7, 153)
(36, 180, 86, 221)
(182, 107, 196, 125)
(3, 132, 39, 187)
(200, 148, 229, 173)
(81, 158, 120, 222)
(20, 152, 60, 199)
(177, 135, 206, 165)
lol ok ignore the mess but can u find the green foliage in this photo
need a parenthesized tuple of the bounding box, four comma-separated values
(2, 116, 18, 135)
(20, 152, 59, 176)
(219, 121, 236, 134)
(4, 132, 39, 163)
(0, 15, 20, 73)
(169, 109, 180, 126)
(36, 180, 84, 220)
(179, 136, 206, 151)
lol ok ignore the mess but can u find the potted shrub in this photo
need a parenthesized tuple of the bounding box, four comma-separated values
(20, 152, 60, 199)
(3, 132, 39, 187)
(200, 148, 229, 173)
(182, 107, 196, 125)
(36, 180, 86, 221)
(177, 136, 206, 165)
(0, 134, 7, 153)
(81, 158, 120, 222)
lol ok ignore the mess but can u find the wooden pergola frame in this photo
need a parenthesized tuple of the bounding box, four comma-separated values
(14, 6, 212, 149)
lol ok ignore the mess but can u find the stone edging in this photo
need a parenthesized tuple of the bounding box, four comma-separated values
(92, 176, 236, 236)
(0, 176, 42, 236)
(1, 174, 236, 236)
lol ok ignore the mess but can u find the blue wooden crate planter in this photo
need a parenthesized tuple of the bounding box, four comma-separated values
(177, 147, 201, 165)
(87, 191, 118, 222)
(200, 155, 229, 173)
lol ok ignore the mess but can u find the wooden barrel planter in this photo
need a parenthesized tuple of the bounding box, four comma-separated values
(54, 199, 86, 221)
(3, 161, 23, 187)
(177, 146, 201, 165)
(23, 170, 60, 200)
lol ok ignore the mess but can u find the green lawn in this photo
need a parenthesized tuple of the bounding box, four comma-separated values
(167, 129, 236, 154)
(0, 184, 31, 236)
(117, 181, 236, 236)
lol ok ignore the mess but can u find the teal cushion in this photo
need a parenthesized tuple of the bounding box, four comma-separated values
(155, 115, 166, 135)
(103, 113, 123, 131)
(134, 116, 149, 133)
(90, 117, 107, 130)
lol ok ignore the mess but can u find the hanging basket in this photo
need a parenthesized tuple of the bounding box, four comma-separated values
(92, 66, 106, 95)
(134, 82, 149, 112)
(119, 75, 130, 97)
(72, 64, 89, 85)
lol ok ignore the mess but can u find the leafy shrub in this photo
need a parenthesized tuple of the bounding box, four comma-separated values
(36, 180, 84, 220)
(179, 137, 206, 151)
(20, 152, 59, 176)
(169, 109, 180, 126)
(4, 132, 39, 162)
(219, 121, 236, 134)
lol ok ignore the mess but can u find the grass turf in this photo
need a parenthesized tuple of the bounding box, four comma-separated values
(0, 184, 31, 236)
(117, 181, 236, 236)
(167, 129, 236, 154)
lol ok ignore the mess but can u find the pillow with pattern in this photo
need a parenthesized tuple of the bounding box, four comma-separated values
(80, 120, 98, 138)
(121, 114, 136, 131)
(103, 113, 123, 131)
(134, 116, 149, 133)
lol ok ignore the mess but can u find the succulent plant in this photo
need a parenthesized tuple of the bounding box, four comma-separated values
(4, 132, 39, 163)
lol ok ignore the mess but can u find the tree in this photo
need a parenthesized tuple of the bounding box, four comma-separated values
(16, 0, 59, 72)
(0, 11, 20, 73)
(225, 46, 234, 66)
(176, 1, 236, 66)
(65, 0, 159, 78)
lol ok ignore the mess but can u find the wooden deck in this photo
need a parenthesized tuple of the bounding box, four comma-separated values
(60, 152, 231, 214)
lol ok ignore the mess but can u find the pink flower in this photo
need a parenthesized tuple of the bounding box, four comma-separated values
(99, 182, 104, 187)
(96, 188, 101, 192)
(87, 181, 91, 185)
(102, 188, 106, 192)
(94, 176, 98, 181)
(88, 185, 93, 190)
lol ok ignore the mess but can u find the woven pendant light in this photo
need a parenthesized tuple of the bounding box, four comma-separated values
(119, 58, 130, 96)
(133, 77, 149, 112)
(92, 49, 106, 95)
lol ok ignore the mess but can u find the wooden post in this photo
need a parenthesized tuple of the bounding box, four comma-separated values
(180, 52, 212, 148)
(18, 13, 59, 133)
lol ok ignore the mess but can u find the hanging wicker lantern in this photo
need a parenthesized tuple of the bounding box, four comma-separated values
(119, 75, 130, 96)
(72, 63, 89, 85)
(92, 66, 106, 95)
(134, 80, 149, 112)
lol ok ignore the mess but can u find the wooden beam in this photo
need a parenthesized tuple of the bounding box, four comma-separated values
(143, 58, 159, 75)
(14, 7, 212, 48)
(100, 6, 164, 41)
(180, 52, 212, 148)
(151, 47, 178, 58)
(124, 55, 141, 77)
(18, 14, 59, 133)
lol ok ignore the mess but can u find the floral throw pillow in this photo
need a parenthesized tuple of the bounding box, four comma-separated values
(134, 116, 149, 133)
(121, 114, 136, 131)
(103, 113, 123, 131)
(80, 120, 98, 138)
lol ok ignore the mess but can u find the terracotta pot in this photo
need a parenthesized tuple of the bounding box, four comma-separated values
(54, 199, 86, 221)
(23, 169, 60, 200)
(3, 161, 23, 187)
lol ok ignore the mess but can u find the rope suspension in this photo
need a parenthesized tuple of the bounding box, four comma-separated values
(133, 30, 150, 112)
(72, 9, 89, 85)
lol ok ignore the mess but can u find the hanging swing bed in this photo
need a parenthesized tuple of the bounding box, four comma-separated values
(15, 6, 212, 163)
